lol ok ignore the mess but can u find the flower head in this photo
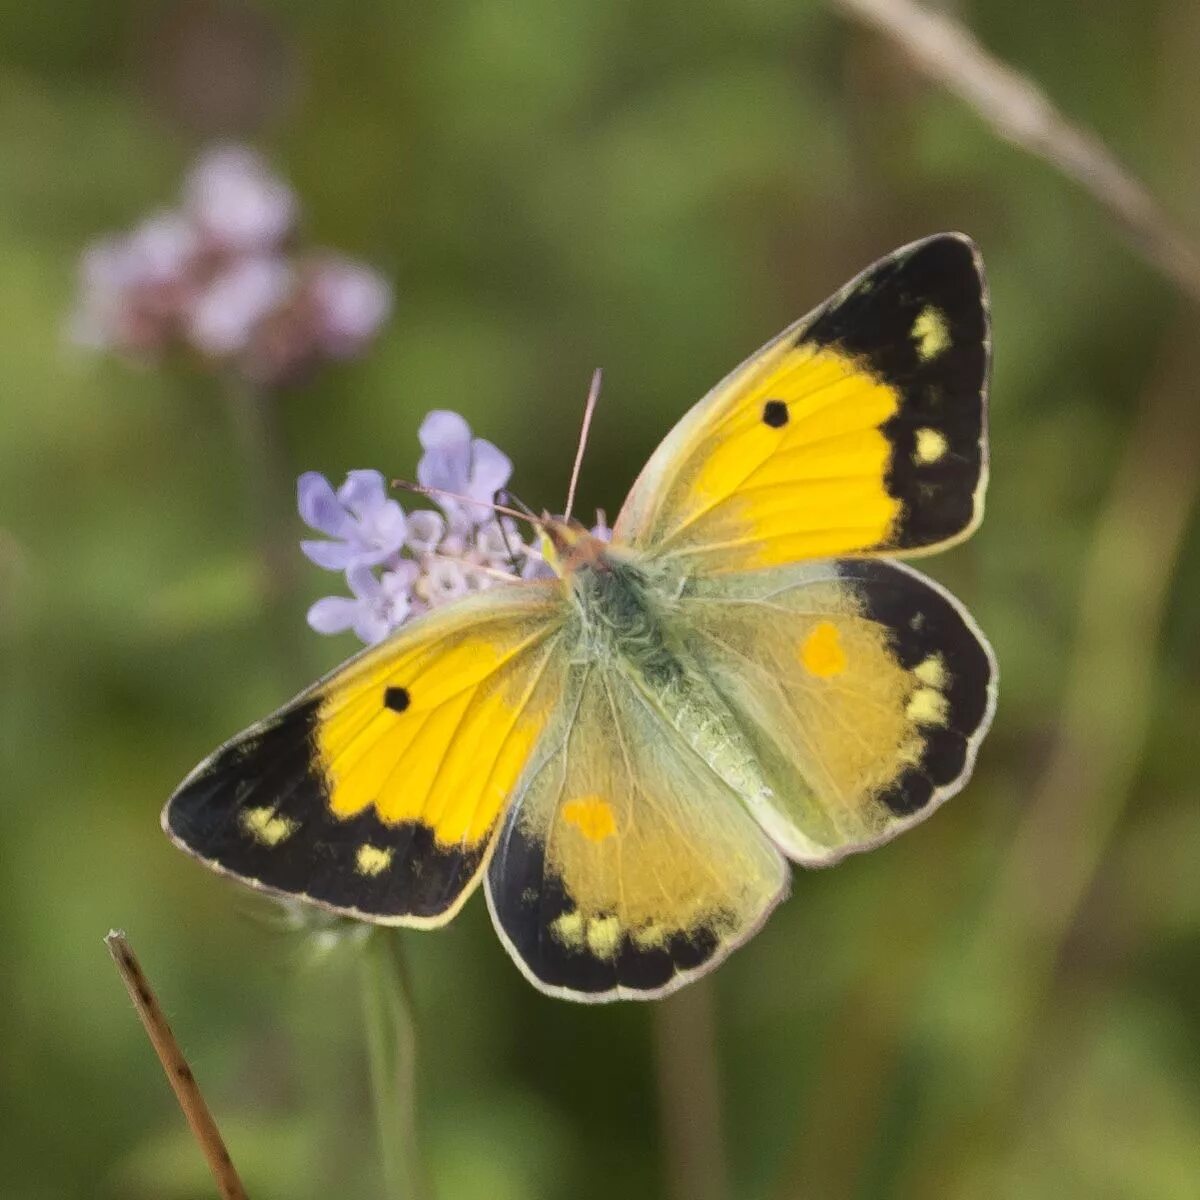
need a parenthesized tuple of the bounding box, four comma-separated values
(71, 143, 391, 386)
(299, 412, 567, 645)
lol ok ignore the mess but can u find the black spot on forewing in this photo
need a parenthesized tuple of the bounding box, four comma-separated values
(165, 698, 482, 920)
(800, 235, 988, 550)
(762, 399, 789, 428)
(487, 812, 721, 997)
(384, 686, 410, 713)
(837, 559, 992, 817)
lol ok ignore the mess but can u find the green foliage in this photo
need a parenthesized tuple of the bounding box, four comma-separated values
(2, 2, 1197, 1197)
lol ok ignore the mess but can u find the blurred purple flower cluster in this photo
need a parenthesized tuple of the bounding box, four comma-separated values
(300, 411, 556, 645)
(72, 145, 392, 386)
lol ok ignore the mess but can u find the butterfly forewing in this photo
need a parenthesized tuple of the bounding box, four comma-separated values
(613, 233, 989, 570)
(163, 583, 568, 926)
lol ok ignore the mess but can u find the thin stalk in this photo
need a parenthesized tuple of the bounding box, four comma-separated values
(105, 930, 248, 1200)
(834, 0, 1200, 301)
(222, 377, 308, 681)
(653, 978, 728, 1200)
(360, 928, 427, 1200)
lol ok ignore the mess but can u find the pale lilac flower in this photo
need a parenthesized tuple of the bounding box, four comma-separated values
(298, 470, 408, 569)
(417, 411, 512, 529)
(298, 412, 607, 644)
(184, 145, 296, 252)
(307, 256, 393, 358)
(72, 143, 391, 385)
(307, 562, 419, 644)
(187, 257, 294, 355)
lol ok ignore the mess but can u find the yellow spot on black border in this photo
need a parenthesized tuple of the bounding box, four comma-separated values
(800, 621, 847, 679)
(356, 844, 394, 876)
(240, 806, 297, 846)
(586, 916, 622, 957)
(911, 306, 951, 361)
(914, 654, 947, 689)
(907, 687, 949, 726)
(551, 910, 585, 946)
(914, 427, 949, 465)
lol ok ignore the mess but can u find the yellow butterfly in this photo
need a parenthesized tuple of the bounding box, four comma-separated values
(164, 233, 997, 1002)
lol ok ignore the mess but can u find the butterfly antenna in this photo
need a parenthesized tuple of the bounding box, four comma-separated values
(392, 479, 548, 532)
(564, 368, 602, 523)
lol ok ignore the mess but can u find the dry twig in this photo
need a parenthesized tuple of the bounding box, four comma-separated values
(835, 0, 1200, 300)
(105, 930, 249, 1200)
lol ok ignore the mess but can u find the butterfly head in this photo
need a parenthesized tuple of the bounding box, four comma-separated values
(540, 516, 611, 577)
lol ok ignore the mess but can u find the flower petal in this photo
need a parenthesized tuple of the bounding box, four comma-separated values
(366, 499, 409, 556)
(337, 468, 388, 517)
(384, 559, 422, 590)
(308, 256, 393, 355)
(466, 438, 512, 510)
(306, 596, 360, 635)
(300, 538, 358, 570)
(184, 144, 297, 252)
(417, 410, 472, 495)
(186, 256, 293, 356)
(353, 609, 394, 645)
(345, 563, 382, 601)
(297, 471, 352, 537)
(418, 409, 472, 452)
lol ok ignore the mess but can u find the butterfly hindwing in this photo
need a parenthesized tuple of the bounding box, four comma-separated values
(486, 664, 789, 1001)
(679, 557, 997, 863)
(163, 583, 568, 926)
(614, 233, 989, 570)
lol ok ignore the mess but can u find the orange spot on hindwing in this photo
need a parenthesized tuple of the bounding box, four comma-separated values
(561, 795, 617, 842)
(800, 620, 847, 678)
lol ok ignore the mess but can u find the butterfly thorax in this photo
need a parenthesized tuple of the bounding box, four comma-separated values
(566, 551, 685, 690)
(546, 520, 684, 685)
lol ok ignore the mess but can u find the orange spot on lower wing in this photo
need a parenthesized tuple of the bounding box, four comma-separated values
(561, 795, 617, 842)
(800, 620, 847, 678)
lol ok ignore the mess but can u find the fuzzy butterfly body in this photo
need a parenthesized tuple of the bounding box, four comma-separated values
(165, 233, 997, 1001)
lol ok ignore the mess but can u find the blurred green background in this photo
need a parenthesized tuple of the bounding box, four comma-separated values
(3, 1, 1199, 1198)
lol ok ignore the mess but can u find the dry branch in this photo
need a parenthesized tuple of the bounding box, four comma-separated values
(835, 0, 1200, 301)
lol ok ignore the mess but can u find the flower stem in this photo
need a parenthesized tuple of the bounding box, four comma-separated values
(653, 978, 728, 1200)
(360, 928, 427, 1200)
(222, 377, 308, 681)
